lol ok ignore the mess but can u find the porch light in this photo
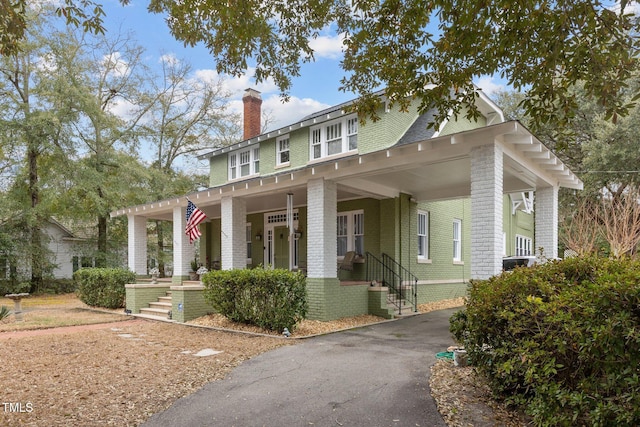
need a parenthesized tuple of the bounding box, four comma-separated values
(255, 231, 262, 241)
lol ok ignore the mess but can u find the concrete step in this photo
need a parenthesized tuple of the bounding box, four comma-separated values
(149, 301, 172, 310)
(157, 296, 172, 303)
(133, 313, 176, 322)
(140, 307, 171, 317)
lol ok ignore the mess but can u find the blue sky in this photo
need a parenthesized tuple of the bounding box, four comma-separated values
(99, 0, 508, 132)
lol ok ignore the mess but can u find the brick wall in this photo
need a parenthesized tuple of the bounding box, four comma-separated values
(125, 284, 171, 313)
(535, 186, 559, 259)
(470, 143, 503, 279)
(170, 285, 213, 323)
(221, 196, 247, 269)
(128, 215, 147, 275)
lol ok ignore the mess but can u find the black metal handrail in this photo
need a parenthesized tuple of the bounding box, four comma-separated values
(365, 252, 418, 315)
(382, 253, 418, 314)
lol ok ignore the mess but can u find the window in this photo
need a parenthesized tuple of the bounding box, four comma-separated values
(347, 117, 358, 150)
(246, 223, 252, 261)
(336, 210, 364, 257)
(418, 211, 429, 259)
(453, 219, 462, 262)
(515, 235, 532, 256)
(310, 115, 358, 160)
(277, 136, 290, 165)
(229, 147, 259, 179)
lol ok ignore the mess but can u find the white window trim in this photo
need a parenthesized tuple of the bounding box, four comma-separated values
(276, 135, 290, 167)
(228, 146, 260, 180)
(309, 115, 358, 161)
(515, 234, 532, 256)
(453, 218, 462, 263)
(337, 209, 364, 260)
(417, 210, 430, 262)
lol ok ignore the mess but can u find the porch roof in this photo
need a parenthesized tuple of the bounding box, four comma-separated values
(111, 120, 582, 222)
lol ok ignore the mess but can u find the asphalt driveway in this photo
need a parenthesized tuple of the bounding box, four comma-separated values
(143, 308, 459, 427)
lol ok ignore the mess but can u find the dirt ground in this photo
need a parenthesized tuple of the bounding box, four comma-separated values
(0, 295, 521, 426)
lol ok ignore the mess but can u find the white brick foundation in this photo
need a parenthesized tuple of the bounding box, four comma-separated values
(221, 196, 247, 269)
(307, 178, 337, 278)
(470, 143, 504, 279)
(535, 186, 559, 259)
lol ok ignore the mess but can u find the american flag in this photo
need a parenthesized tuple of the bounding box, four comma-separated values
(185, 200, 207, 244)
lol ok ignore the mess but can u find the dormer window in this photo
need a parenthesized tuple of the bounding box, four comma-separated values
(229, 147, 259, 180)
(310, 115, 358, 160)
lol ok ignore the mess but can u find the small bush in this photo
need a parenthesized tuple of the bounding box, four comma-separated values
(0, 305, 11, 321)
(74, 268, 135, 309)
(202, 267, 307, 332)
(450, 256, 640, 426)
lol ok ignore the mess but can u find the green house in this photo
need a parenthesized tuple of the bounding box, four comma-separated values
(113, 88, 582, 321)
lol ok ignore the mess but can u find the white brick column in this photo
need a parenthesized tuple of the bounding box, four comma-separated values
(307, 178, 337, 278)
(173, 205, 195, 279)
(221, 196, 247, 270)
(127, 215, 147, 275)
(535, 186, 559, 259)
(470, 143, 504, 279)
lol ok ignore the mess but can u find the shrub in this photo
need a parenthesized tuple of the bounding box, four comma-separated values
(0, 281, 30, 296)
(202, 267, 307, 332)
(74, 268, 135, 309)
(450, 256, 640, 426)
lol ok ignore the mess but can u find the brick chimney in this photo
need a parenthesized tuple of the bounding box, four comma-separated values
(243, 88, 262, 140)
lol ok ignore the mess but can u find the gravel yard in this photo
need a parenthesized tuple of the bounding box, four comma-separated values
(0, 295, 519, 426)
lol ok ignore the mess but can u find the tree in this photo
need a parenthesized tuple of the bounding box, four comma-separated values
(0, 11, 76, 291)
(140, 55, 240, 276)
(58, 29, 158, 267)
(6, 1, 639, 129)
(151, 0, 640, 129)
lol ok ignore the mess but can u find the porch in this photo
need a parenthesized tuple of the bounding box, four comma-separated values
(113, 121, 582, 321)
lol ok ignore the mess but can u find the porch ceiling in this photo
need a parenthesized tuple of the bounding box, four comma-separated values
(111, 120, 582, 221)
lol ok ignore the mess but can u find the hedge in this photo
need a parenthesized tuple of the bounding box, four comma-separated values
(74, 268, 135, 309)
(450, 256, 640, 426)
(202, 267, 307, 332)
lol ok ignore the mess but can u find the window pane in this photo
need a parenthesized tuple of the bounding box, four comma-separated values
(337, 237, 348, 256)
(349, 134, 358, 150)
(280, 150, 289, 163)
(347, 118, 358, 150)
(241, 164, 250, 176)
(337, 214, 348, 256)
(327, 139, 341, 155)
(354, 235, 364, 256)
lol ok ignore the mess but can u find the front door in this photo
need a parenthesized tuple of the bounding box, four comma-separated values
(273, 226, 290, 269)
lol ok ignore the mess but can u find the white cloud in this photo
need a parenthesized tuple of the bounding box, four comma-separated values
(193, 66, 331, 132)
(262, 95, 330, 131)
(308, 33, 346, 60)
(474, 76, 506, 96)
(609, 0, 640, 15)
